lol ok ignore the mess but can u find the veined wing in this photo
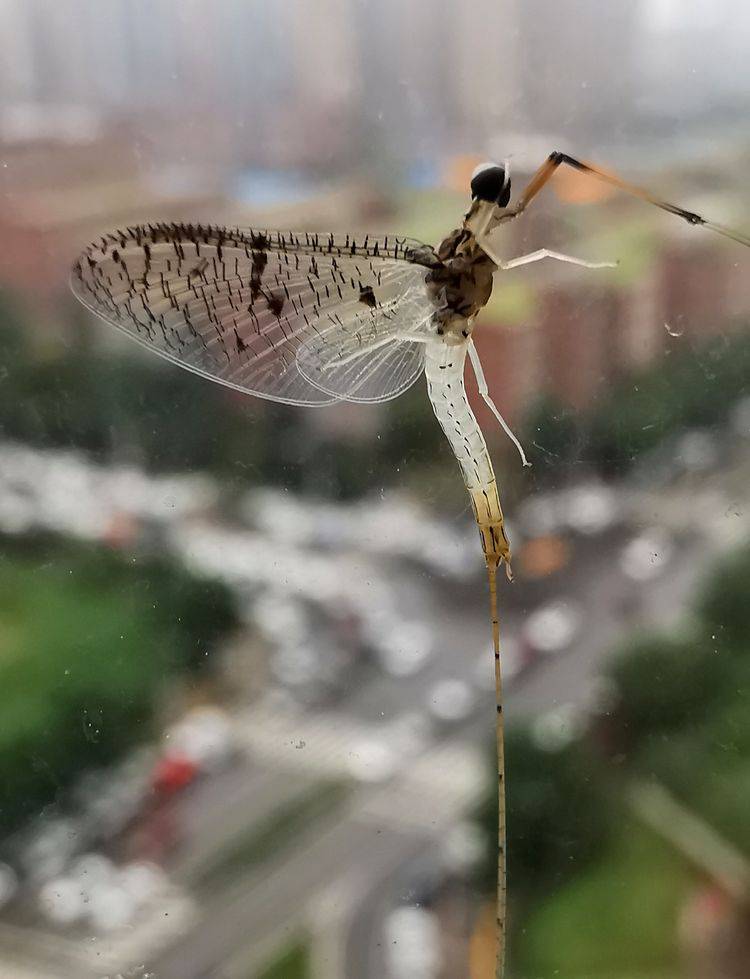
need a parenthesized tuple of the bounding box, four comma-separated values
(298, 334, 428, 404)
(295, 266, 435, 402)
(71, 223, 439, 407)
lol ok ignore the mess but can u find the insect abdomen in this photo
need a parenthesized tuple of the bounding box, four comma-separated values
(424, 339, 510, 571)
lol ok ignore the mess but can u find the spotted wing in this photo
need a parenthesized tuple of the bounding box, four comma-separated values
(71, 223, 438, 407)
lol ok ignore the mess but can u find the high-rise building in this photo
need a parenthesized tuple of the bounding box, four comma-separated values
(515, 0, 641, 141)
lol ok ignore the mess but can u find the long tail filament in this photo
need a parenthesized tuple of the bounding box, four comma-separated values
(487, 561, 506, 979)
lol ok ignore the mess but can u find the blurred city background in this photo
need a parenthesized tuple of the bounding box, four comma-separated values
(1, 1, 750, 977)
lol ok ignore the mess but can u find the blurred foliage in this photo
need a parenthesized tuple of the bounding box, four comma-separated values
(607, 542, 750, 852)
(487, 540, 750, 975)
(0, 532, 237, 834)
(582, 217, 660, 289)
(255, 939, 309, 979)
(696, 544, 750, 650)
(506, 732, 610, 893)
(393, 188, 465, 246)
(607, 634, 727, 756)
(520, 820, 691, 979)
(485, 280, 537, 326)
(525, 327, 750, 478)
(478, 730, 610, 900)
(524, 395, 584, 468)
(0, 294, 444, 500)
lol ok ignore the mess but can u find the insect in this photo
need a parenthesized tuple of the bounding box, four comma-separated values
(70, 152, 750, 979)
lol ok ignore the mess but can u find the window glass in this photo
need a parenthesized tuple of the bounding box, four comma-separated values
(1, 3, 749, 977)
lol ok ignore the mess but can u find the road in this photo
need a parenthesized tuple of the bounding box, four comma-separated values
(152, 738, 486, 979)
(150, 476, 738, 979)
(343, 471, 750, 978)
(5, 450, 749, 979)
(143, 461, 750, 979)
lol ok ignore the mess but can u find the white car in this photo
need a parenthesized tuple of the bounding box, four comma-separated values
(674, 429, 719, 473)
(384, 906, 441, 979)
(619, 531, 673, 582)
(165, 705, 235, 770)
(377, 621, 434, 677)
(427, 678, 476, 724)
(346, 738, 398, 782)
(563, 484, 618, 535)
(522, 600, 581, 653)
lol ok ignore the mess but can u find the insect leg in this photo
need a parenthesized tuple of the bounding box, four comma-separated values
(501, 151, 750, 248)
(467, 339, 531, 467)
(500, 249, 615, 270)
(479, 244, 616, 270)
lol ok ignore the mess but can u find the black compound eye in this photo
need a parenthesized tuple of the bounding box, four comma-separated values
(470, 162, 511, 206)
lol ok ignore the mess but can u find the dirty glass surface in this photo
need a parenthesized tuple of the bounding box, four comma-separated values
(1, 2, 750, 977)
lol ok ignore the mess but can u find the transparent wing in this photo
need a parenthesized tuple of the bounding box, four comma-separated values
(71, 223, 438, 407)
(295, 271, 435, 403)
(298, 336, 426, 404)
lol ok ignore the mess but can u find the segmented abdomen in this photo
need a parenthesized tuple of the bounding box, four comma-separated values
(424, 339, 511, 570)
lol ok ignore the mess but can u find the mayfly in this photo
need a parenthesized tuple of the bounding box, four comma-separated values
(70, 152, 750, 978)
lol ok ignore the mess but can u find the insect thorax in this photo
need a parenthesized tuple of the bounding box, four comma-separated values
(427, 227, 496, 338)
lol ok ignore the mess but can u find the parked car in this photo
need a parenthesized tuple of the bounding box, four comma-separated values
(522, 599, 582, 654)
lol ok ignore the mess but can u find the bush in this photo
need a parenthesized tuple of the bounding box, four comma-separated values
(508, 544, 750, 974)
(607, 633, 727, 760)
(524, 396, 584, 471)
(0, 534, 237, 833)
(256, 939, 309, 979)
(695, 545, 750, 653)
(478, 730, 610, 898)
(519, 820, 691, 979)
(524, 328, 750, 478)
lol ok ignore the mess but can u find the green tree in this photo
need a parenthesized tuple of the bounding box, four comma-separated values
(696, 545, 750, 653)
(478, 730, 609, 898)
(0, 534, 237, 833)
(607, 633, 726, 760)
